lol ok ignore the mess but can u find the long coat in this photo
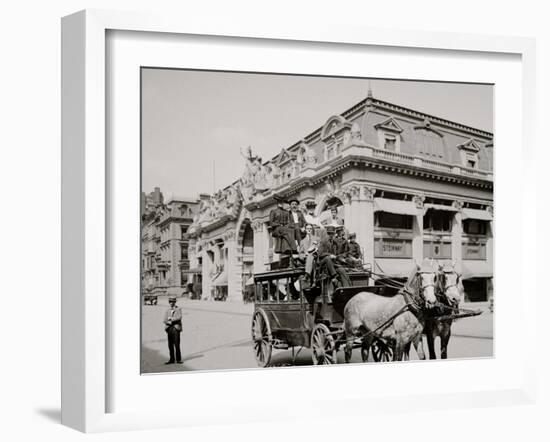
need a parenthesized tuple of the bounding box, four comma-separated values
(269, 207, 296, 253)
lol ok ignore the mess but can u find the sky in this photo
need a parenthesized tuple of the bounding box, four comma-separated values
(141, 69, 493, 200)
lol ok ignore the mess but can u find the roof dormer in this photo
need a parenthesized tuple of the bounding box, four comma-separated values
(374, 117, 404, 134)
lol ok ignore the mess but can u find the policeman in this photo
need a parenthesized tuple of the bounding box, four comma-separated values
(164, 297, 183, 364)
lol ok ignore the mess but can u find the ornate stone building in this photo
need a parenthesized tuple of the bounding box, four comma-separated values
(141, 192, 200, 297)
(188, 91, 494, 303)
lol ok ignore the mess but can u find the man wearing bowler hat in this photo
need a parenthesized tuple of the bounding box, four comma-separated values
(163, 296, 183, 364)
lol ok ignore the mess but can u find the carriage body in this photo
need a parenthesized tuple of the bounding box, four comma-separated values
(250, 265, 376, 366)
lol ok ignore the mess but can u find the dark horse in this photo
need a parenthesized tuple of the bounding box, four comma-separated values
(423, 265, 463, 359)
(343, 263, 438, 362)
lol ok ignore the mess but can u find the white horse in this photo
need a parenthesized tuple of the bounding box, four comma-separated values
(423, 264, 463, 359)
(343, 263, 438, 362)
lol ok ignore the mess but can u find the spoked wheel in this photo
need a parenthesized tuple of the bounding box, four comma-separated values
(252, 309, 273, 367)
(311, 324, 337, 365)
(371, 338, 393, 362)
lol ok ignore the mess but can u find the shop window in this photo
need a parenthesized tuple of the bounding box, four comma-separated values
(463, 219, 487, 235)
(375, 212, 412, 230)
(423, 209, 453, 232)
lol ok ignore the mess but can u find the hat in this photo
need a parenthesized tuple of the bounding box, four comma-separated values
(168, 296, 177, 302)
(349, 232, 357, 239)
(288, 197, 300, 204)
(325, 225, 336, 233)
(273, 194, 285, 203)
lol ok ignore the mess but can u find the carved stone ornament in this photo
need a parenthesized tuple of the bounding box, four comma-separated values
(361, 186, 376, 202)
(251, 220, 263, 232)
(342, 184, 361, 203)
(452, 200, 464, 211)
(412, 193, 425, 209)
(223, 230, 236, 241)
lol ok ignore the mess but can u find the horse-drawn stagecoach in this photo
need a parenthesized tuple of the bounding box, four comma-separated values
(251, 253, 481, 366)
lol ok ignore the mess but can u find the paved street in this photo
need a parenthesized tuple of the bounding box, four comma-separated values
(141, 298, 493, 374)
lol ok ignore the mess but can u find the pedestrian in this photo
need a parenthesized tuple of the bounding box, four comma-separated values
(164, 296, 183, 364)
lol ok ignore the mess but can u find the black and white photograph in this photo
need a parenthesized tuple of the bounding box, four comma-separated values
(140, 69, 494, 373)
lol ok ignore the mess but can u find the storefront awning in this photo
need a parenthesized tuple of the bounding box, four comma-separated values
(211, 270, 228, 286)
(245, 276, 255, 286)
(423, 203, 457, 214)
(374, 198, 421, 216)
(462, 261, 493, 278)
(462, 208, 493, 221)
(374, 259, 416, 278)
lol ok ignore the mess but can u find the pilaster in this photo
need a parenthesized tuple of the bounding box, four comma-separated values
(412, 194, 425, 264)
(252, 221, 268, 273)
(452, 200, 464, 272)
(224, 231, 242, 302)
(201, 248, 212, 301)
(343, 184, 375, 266)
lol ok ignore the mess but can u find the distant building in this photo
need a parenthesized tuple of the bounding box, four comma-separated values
(141, 191, 200, 298)
(141, 187, 164, 216)
(188, 91, 494, 303)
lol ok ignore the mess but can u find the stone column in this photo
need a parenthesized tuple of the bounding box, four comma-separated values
(451, 200, 464, 273)
(201, 247, 212, 301)
(412, 194, 425, 264)
(225, 231, 242, 302)
(252, 221, 267, 273)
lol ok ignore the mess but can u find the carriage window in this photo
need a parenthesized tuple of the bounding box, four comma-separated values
(256, 281, 270, 302)
(273, 279, 287, 301)
(375, 212, 412, 230)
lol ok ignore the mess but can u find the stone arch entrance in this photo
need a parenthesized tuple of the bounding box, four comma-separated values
(315, 195, 345, 225)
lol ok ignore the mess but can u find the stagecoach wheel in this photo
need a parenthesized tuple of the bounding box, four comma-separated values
(251, 309, 272, 367)
(371, 339, 393, 362)
(311, 324, 337, 365)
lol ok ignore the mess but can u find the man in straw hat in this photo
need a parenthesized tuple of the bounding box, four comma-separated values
(163, 296, 183, 364)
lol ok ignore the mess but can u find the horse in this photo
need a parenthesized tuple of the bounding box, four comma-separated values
(343, 263, 438, 363)
(424, 265, 463, 359)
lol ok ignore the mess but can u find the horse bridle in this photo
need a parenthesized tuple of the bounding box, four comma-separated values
(402, 272, 436, 312)
(436, 271, 461, 311)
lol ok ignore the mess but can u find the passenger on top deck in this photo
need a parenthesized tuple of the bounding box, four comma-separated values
(268, 195, 298, 255)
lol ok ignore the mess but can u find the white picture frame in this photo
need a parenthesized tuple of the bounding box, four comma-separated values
(61, 9, 537, 433)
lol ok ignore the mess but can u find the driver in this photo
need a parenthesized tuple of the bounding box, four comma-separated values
(317, 226, 349, 287)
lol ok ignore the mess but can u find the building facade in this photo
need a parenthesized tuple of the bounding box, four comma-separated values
(187, 92, 494, 303)
(141, 192, 200, 297)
